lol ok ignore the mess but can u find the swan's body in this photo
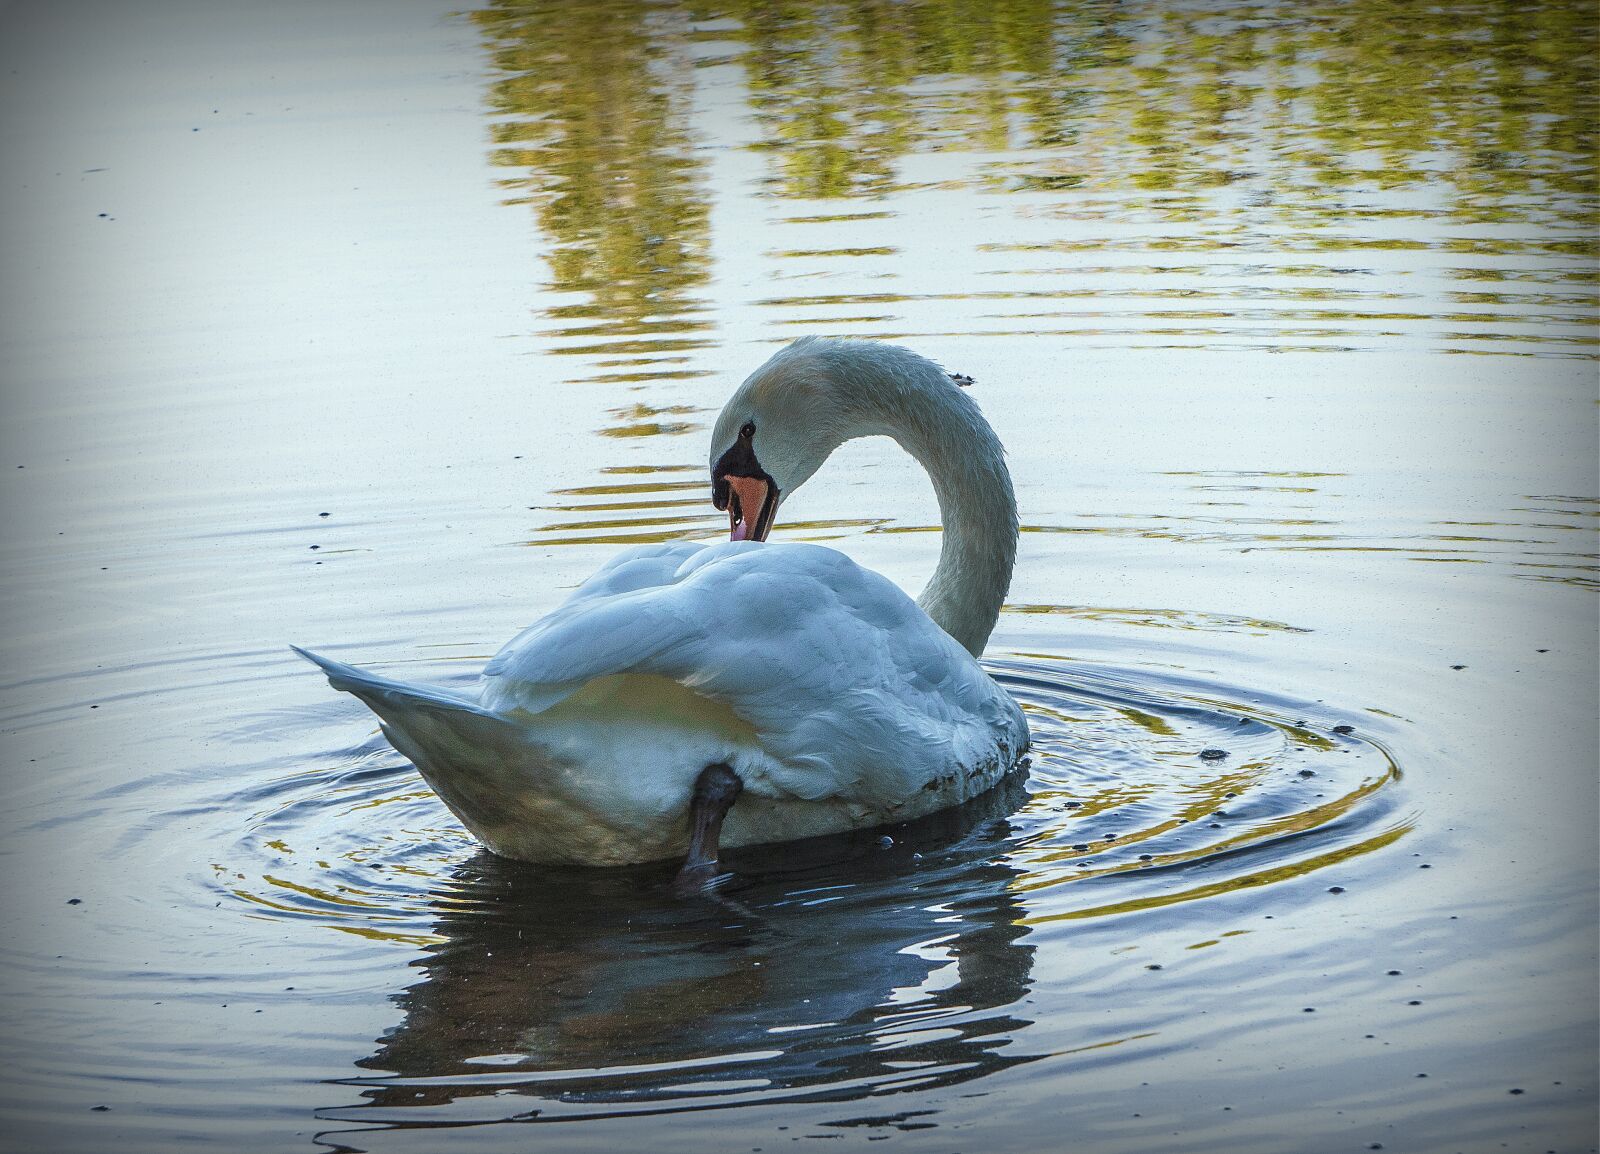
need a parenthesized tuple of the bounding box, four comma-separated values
(298, 337, 1028, 869)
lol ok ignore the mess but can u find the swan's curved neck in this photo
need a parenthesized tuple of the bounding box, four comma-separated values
(837, 353, 1018, 657)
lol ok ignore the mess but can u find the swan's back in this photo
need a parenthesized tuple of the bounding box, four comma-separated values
(438, 534, 1017, 851)
(483, 540, 1026, 817)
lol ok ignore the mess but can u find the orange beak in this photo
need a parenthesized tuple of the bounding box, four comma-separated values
(726, 475, 772, 541)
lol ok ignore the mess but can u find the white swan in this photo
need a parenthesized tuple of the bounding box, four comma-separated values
(296, 337, 1028, 884)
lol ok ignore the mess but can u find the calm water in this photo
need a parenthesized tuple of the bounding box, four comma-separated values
(1, 2, 1596, 1151)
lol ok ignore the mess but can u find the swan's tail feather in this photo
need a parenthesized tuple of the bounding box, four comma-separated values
(292, 645, 490, 713)
(291, 645, 518, 754)
(293, 646, 556, 855)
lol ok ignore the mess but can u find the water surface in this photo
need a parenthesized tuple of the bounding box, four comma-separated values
(0, 2, 1595, 1151)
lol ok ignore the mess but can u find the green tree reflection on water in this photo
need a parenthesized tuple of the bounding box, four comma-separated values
(472, 1, 715, 352)
(473, 0, 1597, 352)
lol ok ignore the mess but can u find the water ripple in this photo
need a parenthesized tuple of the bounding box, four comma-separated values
(165, 655, 1404, 1136)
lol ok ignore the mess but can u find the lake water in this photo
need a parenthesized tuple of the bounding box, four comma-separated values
(1, 2, 1595, 1151)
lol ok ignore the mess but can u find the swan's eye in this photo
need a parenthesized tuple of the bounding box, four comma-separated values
(740, 421, 755, 440)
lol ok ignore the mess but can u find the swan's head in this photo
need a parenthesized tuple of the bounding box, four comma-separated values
(708, 339, 853, 542)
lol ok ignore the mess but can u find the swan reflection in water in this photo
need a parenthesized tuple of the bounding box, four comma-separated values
(328, 776, 1038, 1128)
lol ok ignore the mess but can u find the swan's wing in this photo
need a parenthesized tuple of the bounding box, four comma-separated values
(479, 541, 1022, 804)
(479, 540, 713, 711)
(557, 539, 710, 599)
(482, 541, 928, 711)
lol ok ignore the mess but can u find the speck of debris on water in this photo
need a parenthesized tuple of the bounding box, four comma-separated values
(318, 512, 330, 518)
(1508, 1088, 1524, 1095)
(1387, 970, 1402, 975)
(1145, 964, 1162, 970)
(1302, 1007, 1315, 1013)
(91, 1105, 109, 1112)
(1332, 724, 1354, 735)
(1298, 769, 1316, 778)
(1328, 886, 1345, 894)
(1450, 664, 1466, 670)
(1200, 748, 1228, 761)
(67, 898, 82, 905)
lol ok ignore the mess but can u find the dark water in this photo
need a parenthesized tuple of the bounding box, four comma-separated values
(0, 2, 1595, 1152)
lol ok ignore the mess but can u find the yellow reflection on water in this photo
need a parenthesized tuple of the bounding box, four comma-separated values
(1018, 823, 1413, 924)
(1008, 604, 1310, 635)
(598, 402, 706, 438)
(527, 464, 723, 546)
